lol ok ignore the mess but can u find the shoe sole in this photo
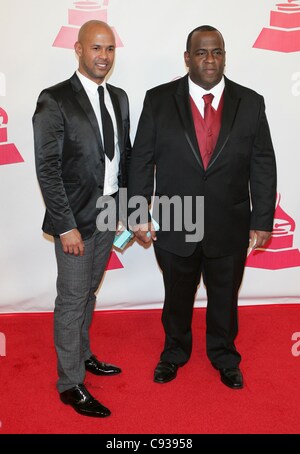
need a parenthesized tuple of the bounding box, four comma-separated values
(85, 369, 121, 376)
(153, 373, 177, 384)
(74, 408, 111, 418)
(220, 377, 243, 389)
(60, 398, 111, 417)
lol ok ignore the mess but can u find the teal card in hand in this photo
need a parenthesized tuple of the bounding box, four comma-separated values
(113, 218, 160, 250)
(113, 229, 134, 250)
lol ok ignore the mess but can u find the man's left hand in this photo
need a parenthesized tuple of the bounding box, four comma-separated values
(249, 230, 272, 248)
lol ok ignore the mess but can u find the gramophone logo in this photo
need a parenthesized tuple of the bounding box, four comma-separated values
(0, 107, 24, 166)
(53, 0, 123, 49)
(253, 0, 300, 52)
(246, 194, 300, 269)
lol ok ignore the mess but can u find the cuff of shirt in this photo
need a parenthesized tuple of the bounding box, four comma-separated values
(60, 229, 73, 236)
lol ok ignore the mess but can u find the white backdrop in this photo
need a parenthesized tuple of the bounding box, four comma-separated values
(0, 0, 299, 313)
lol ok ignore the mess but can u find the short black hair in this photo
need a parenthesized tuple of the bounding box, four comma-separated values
(186, 25, 225, 52)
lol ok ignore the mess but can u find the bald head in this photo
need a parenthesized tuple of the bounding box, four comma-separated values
(77, 20, 115, 45)
(75, 20, 116, 85)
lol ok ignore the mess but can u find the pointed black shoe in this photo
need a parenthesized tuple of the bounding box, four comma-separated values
(60, 384, 111, 417)
(220, 368, 243, 389)
(154, 361, 178, 384)
(85, 355, 122, 376)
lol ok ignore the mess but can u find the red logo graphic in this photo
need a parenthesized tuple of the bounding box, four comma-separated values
(253, 0, 300, 52)
(0, 107, 24, 166)
(246, 194, 300, 269)
(105, 251, 124, 270)
(53, 0, 123, 49)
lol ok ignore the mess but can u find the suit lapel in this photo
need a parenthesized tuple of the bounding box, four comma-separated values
(107, 85, 123, 154)
(174, 75, 204, 169)
(70, 73, 104, 153)
(207, 77, 240, 170)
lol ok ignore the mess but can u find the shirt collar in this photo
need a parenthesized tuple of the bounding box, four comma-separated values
(76, 70, 107, 95)
(188, 76, 225, 101)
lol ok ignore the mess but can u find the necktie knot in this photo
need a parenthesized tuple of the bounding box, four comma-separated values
(98, 84, 104, 97)
(98, 85, 114, 161)
(203, 93, 214, 106)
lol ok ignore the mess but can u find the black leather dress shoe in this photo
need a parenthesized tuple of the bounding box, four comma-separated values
(220, 368, 243, 389)
(154, 361, 178, 384)
(60, 384, 111, 417)
(85, 355, 121, 376)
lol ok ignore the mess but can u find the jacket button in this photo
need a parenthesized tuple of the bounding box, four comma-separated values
(202, 175, 207, 181)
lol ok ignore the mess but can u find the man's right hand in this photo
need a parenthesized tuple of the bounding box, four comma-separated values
(60, 229, 85, 256)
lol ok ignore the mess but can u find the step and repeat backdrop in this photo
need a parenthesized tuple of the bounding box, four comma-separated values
(0, 0, 299, 312)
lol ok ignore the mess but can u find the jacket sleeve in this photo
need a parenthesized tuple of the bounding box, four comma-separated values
(33, 90, 77, 234)
(249, 96, 277, 231)
(128, 92, 155, 201)
(127, 92, 156, 225)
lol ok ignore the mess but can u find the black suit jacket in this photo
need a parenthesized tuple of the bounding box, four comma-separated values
(128, 74, 276, 257)
(33, 73, 131, 239)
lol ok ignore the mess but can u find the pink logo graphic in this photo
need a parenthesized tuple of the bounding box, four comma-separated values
(253, 1, 300, 52)
(105, 251, 124, 270)
(0, 107, 24, 166)
(53, 0, 123, 49)
(246, 194, 300, 269)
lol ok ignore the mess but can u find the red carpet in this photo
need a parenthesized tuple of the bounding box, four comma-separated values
(0, 305, 300, 434)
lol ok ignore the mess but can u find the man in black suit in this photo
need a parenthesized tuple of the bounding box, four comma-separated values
(33, 20, 131, 417)
(128, 25, 276, 389)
